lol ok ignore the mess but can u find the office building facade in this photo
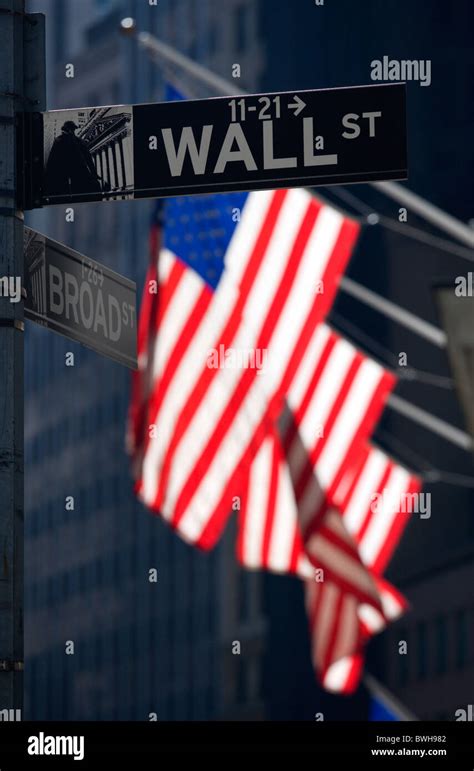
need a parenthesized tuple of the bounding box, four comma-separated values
(25, 0, 267, 721)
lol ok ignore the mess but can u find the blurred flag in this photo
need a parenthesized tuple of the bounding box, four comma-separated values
(335, 443, 422, 576)
(303, 445, 421, 692)
(128, 200, 165, 479)
(237, 325, 395, 575)
(236, 323, 420, 693)
(129, 83, 421, 699)
(129, 187, 359, 548)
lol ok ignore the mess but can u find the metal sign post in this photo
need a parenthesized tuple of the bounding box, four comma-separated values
(0, 0, 31, 714)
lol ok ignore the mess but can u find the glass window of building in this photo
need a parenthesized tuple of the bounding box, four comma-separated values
(113, 392, 121, 421)
(62, 570, 70, 601)
(96, 402, 103, 432)
(398, 628, 409, 687)
(435, 616, 447, 675)
(113, 474, 121, 507)
(70, 566, 79, 597)
(208, 21, 217, 55)
(417, 622, 428, 680)
(455, 609, 468, 670)
(236, 657, 247, 705)
(95, 0, 112, 11)
(97, 477, 104, 509)
(79, 563, 87, 594)
(187, 0, 198, 59)
(238, 570, 251, 623)
(96, 557, 104, 589)
(235, 2, 249, 52)
(31, 581, 38, 610)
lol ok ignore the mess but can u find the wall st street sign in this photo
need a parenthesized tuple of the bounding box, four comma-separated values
(26, 83, 407, 208)
(24, 228, 137, 369)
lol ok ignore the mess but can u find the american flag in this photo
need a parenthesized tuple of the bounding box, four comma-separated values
(303, 444, 421, 692)
(237, 323, 396, 574)
(130, 188, 359, 548)
(234, 317, 419, 693)
(238, 429, 420, 692)
(129, 186, 420, 694)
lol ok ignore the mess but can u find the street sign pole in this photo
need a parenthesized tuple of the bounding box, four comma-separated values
(0, 0, 25, 713)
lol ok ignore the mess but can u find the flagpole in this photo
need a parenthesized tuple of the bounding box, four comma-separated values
(364, 674, 419, 721)
(388, 394, 471, 451)
(374, 181, 474, 249)
(136, 30, 242, 97)
(339, 277, 447, 348)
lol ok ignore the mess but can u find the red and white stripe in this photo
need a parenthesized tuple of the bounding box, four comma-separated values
(304, 446, 421, 692)
(127, 228, 162, 476)
(130, 185, 419, 695)
(132, 189, 360, 548)
(236, 427, 313, 577)
(337, 443, 422, 575)
(237, 325, 395, 574)
(305, 574, 409, 693)
(235, 325, 419, 692)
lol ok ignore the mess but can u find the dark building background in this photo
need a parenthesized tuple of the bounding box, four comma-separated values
(24, 0, 473, 720)
(25, 0, 268, 721)
(257, 0, 474, 720)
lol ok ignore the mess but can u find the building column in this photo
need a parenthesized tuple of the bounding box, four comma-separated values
(106, 145, 114, 189)
(96, 152, 102, 182)
(104, 146, 111, 190)
(115, 140, 123, 189)
(111, 142, 119, 191)
(118, 138, 126, 189)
